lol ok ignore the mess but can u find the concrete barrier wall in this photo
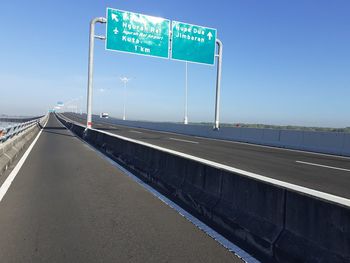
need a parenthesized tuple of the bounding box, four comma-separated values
(343, 135, 350, 156)
(58, 114, 350, 263)
(69, 113, 350, 157)
(275, 191, 350, 263)
(0, 115, 47, 176)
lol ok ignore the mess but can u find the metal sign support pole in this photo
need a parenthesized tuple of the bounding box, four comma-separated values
(184, 62, 188, 124)
(86, 17, 106, 129)
(214, 39, 223, 130)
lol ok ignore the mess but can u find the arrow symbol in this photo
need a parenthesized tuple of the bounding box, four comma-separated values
(207, 32, 213, 40)
(111, 13, 119, 22)
(113, 28, 119, 35)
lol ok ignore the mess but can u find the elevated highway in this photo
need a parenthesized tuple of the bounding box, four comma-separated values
(1, 113, 349, 262)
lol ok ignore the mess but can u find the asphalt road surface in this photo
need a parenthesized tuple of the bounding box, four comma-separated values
(0, 114, 241, 262)
(64, 113, 350, 200)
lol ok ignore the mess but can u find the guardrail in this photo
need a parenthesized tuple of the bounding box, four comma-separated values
(0, 116, 44, 123)
(0, 118, 42, 143)
(0, 114, 48, 176)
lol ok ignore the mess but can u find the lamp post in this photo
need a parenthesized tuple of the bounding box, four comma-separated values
(120, 77, 131, 120)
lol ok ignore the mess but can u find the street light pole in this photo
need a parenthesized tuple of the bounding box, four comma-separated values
(123, 80, 126, 120)
(120, 77, 131, 121)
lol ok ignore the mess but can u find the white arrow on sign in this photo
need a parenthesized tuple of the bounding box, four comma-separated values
(111, 13, 119, 22)
(207, 32, 213, 40)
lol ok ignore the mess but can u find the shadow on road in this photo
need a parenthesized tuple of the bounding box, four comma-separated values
(43, 130, 75, 138)
(44, 127, 67, 130)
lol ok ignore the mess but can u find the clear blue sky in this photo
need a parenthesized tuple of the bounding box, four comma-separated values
(0, 0, 349, 127)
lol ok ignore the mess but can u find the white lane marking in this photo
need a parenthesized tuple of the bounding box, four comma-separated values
(296, 161, 350, 172)
(58, 114, 350, 207)
(169, 137, 199, 144)
(0, 115, 48, 203)
(65, 129, 259, 263)
(129, 130, 142, 134)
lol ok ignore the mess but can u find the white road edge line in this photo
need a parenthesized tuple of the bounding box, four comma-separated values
(58, 121, 259, 263)
(129, 130, 142, 134)
(57, 114, 350, 207)
(296, 161, 350, 172)
(0, 115, 48, 203)
(169, 137, 199, 144)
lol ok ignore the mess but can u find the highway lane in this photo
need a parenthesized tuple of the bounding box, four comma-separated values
(0, 114, 241, 262)
(63, 113, 350, 199)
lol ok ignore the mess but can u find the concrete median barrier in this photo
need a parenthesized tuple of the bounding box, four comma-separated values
(156, 155, 187, 195)
(212, 170, 285, 261)
(73, 125, 85, 137)
(274, 191, 350, 263)
(178, 164, 222, 218)
(57, 113, 350, 263)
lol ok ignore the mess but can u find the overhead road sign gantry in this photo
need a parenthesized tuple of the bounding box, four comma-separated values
(106, 8, 170, 59)
(171, 21, 217, 65)
(86, 9, 223, 130)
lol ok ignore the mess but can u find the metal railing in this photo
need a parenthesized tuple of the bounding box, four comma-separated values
(0, 118, 41, 143)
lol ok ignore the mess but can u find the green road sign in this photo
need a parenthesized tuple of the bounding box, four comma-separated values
(171, 21, 217, 65)
(106, 8, 170, 58)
